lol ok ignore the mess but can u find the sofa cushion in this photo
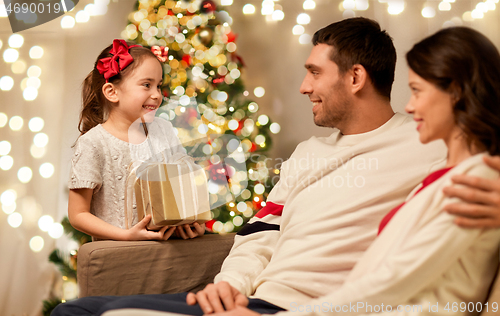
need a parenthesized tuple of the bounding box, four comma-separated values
(77, 234, 235, 297)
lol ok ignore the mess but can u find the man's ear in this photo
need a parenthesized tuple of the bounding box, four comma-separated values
(349, 64, 367, 95)
(102, 83, 119, 103)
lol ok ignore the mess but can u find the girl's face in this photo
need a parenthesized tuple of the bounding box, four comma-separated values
(114, 56, 163, 124)
(405, 69, 458, 145)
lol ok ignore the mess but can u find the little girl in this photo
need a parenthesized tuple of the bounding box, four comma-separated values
(68, 39, 205, 241)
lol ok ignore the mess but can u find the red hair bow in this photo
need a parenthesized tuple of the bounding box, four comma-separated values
(97, 39, 140, 82)
(151, 45, 169, 62)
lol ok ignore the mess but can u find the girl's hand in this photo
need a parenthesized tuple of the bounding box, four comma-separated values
(127, 215, 176, 241)
(174, 222, 206, 239)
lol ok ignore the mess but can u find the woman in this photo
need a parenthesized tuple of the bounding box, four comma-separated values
(211, 26, 500, 316)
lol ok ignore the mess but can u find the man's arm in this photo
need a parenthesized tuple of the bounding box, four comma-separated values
(187, 161, 292, 313)
(443, 156, 500, 228)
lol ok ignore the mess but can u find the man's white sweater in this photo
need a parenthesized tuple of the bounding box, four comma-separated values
(214, 113, 447, 309)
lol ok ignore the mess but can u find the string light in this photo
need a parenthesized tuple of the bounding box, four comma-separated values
(303, 0, 316, 10)
(439, 1, 451, 11)
(29, 236, 44, 252)
(0, 141, 11, 155)
(0, 76, 14, 91)
(422, 6, 436, 18)
(296, 13, 311, 25)
(3, 48, 19, 63)
(61, 16, 76, 28)
(9, 116, 23, 131)
(254, 87, 265, 98)
(8, 34, 24, 48)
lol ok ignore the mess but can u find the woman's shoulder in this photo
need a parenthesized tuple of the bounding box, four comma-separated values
(452, 153, 499, 180)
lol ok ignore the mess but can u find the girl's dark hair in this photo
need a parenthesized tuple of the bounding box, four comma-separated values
(79, 42, 161, 135)
(406, 27, 500, 155)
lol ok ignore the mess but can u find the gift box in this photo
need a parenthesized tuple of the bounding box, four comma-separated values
(126, 158, 211, 230)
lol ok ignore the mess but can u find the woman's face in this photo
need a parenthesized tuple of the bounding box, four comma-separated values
(405, 69, 457, 145)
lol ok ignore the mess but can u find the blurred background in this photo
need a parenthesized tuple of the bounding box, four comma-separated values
(0, 0, 499, 315)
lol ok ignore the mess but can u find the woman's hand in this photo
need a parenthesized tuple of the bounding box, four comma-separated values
(443, 156, 500, 228)
(174, 222, 206, 239)
(127, 215, 176, 240)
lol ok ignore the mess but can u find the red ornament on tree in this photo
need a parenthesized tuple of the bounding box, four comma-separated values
(226, 31, 237, 43)
(252, 198, 263, 211)
(212, 76, 225, 85)
(182, 54, 192, 65)
(249, 142, 257, 152)
(200, 0, 216, 13)
(205, 219, 216, 232)
(208, 162, 233, 184)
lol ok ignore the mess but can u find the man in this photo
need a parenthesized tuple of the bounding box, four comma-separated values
(52, 17, 500, 316)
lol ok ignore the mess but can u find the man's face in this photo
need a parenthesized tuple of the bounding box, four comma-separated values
(300, 44, 352, 130)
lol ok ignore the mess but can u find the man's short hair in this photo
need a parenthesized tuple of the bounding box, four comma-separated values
(312, 17, 397, 100)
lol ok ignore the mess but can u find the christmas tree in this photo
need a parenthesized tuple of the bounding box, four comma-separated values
(121, 0, 280, 233)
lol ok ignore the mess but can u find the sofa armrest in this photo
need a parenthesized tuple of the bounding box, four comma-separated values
(77, 234, 235, 298)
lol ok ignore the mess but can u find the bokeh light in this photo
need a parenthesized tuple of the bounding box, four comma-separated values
(76, 10, 90, 23)
(18, 166, 33, 183)
(258, 115, 269, 125)
(270, 122, 281, 134)
(30, 46, 43, 59)
(29, 236, 44, 252)
(9, 116, 23, 131)
(0, 76, 14, 91)
(39, 163, 55, 178)
(296, 13, 311, 25)
(8, 212, 23, 228)
(23, 87, 38, 101)
(38, 215, 54, 232)
(422, 6, 436, 18)
(1, 189, 17, 206)
(0, 113, 7, 127)
(8, 34, 24, 48)
(29, 117, 44, 132)
(48, 223, 64, 239)
(11, 60, 26, 74)
(253, 87, 265, 98)
(233, 216, 243, 226)
(2, 202, 16, 215)
(254, 183, 265, 194)
(0, 156, 14, 170)
(34, 133, 49, 147)
(61, 16, 76, 28)
(27, 77, 41, 89)
(3, 48, 19, 63)
(242, 4, 255, 14)
(30, 144, 46, 158)
(303, 0, 316, 10)
(299, 34, 312, 45)
(27, 66, 42, 77)
(292, 25, 305, 35)
(0, 141, 11, 155)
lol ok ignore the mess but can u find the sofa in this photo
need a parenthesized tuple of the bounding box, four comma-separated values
(77, 233, 500, 316)
(77, 233, 235, 297)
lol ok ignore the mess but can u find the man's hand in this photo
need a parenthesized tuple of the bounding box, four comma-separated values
(443, 156, 500, 228)
(186, 281, 248, 314)
(209, 306, 261, 316)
